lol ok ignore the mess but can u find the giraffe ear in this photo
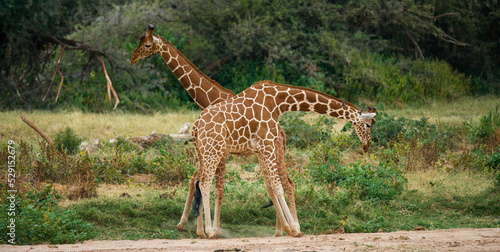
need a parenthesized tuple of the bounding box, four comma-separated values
(360, 113, 376, 120)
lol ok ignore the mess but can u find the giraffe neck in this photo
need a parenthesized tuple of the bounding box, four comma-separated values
(251, 81, 361, 122)
(158, 38, 234, 109)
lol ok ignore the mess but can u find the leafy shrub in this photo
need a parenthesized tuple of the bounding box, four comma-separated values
(53, 127, 83, 155)
(0, 186, 96, 244)
(307, 137, 343, 185)
(24, 142, 96, 198)
(36, 142, 73, 182)
(371, 112, 453, 151)
(308, 138, 407, 202)
(334, 162, 407, 201)
(465, 106, 500, 145)
(380, 135, 443, 171)
(448, 147, 490, 172)
(340, 51, 469, 104)
(488, 151, 500, 170)
(280, 112, 336, 149)
(151, 137, 196, 185)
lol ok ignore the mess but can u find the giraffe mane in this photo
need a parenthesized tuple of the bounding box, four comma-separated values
(156, 35, 235, 97)
(257, 81, 359, 110)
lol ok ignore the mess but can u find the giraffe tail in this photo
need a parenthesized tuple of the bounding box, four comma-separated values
(191, 181, 202, 218)
(261, 199, 274, 209)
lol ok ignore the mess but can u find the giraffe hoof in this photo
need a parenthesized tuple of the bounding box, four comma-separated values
(286, 231, 303, 237)
(176, 225, 187, 232)
(282, 226, 292, 234)
(293, 232, 304, 237)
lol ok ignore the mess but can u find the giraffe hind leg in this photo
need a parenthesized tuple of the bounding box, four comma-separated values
(212, 158, 226, 238)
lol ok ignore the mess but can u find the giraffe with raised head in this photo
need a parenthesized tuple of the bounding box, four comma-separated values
(130, 24, 298, 236)
(192, 80, 376, 238)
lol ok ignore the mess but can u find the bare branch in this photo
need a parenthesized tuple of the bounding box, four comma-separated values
(21, 115, 53, 144)
(42, 36, 120, 109)
(408, 10, 458, 20)
(43, 45, 66, 102)
(95, 55, 120, 109)
(405, 30, 425, 60)
(435, 29, 471, 46)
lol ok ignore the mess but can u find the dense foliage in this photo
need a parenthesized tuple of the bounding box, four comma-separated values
(1, 0, 498, 111)
(0, 185, 96, 244)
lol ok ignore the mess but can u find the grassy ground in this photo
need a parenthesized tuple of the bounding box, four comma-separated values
(59, 168, 498, 240)
(1, 96, 499, 243)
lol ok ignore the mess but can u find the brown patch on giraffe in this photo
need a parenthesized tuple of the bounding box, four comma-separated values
(299, 102, 310, 111)
(314, 103, 328, 113)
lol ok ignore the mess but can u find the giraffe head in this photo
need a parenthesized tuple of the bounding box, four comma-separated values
(130, 24, 163, 65)
(351, 106, 377, 153)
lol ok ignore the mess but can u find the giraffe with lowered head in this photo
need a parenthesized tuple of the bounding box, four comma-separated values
(130, 24, 298, 236)
(192, 80, 376, 238)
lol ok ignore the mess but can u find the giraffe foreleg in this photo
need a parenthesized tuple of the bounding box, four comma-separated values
(212, 157, 226, 238)
(260, 149, 302, 237)
(199, 177, 215, 239)
(262, 174, 292, 235)
(283, 174, 298, 223)
(276, 131, 300, 235)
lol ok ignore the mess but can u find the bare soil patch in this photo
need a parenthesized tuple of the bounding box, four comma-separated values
(3, 228, 499, 252)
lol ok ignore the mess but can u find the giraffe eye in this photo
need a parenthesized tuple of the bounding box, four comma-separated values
(145, 44, 151, 48)
(365, 124, 371, 128)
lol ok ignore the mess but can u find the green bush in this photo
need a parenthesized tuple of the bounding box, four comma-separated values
(371, 112, 454, 152)
(334, 162, 407, 201)
(307, 137, 343, 184)
(487, 151, 500, 170)
(340, 52, 469, 104)
(465, 106, 500, 144)
(308, 142, 407, 201)
(279, 112, 336, 149)
(0, 186, 96, 244)
(53, 127, 83, 155)
(151, 137, 196, 184)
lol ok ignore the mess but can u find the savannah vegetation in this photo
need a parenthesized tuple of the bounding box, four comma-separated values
(0, 0, 499, 245)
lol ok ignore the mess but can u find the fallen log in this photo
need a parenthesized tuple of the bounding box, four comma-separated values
(90, 123, 193, 152)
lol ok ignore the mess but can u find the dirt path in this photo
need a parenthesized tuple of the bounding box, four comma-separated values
(3, 228, 500, 252)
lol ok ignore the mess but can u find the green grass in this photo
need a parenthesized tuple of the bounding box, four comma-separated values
(63, 168, 499, 240)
